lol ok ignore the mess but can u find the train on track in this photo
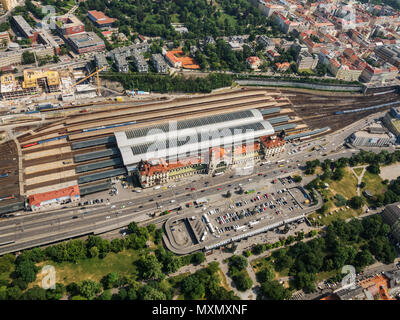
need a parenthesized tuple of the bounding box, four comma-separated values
(22, 135, 69, 149)
(334, 101, 400, 115)
(82, 121, 137, 133)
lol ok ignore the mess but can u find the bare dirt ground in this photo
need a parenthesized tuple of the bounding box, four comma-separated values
(379, 163, 400, 181)
(0, 140, 21, 205)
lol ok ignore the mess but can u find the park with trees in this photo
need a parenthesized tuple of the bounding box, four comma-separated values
(0, 222, 237, 300)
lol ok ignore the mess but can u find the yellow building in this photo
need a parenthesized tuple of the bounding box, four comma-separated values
(0, 69, 60, 100)
(22, 69, 60, 92)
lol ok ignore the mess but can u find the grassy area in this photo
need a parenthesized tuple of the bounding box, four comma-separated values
(250, 256, 271, 274)
(328, 167, 358, 198)
(315, 270, 338, 282)
(218, 269, 231, 291)
(33, 249, 141, 287)
(308, 168, 362, 225)
(353, 167, 364, 177)
(361, 171, 387, 198)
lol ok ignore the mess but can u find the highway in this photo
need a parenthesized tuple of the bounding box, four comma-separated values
(0, 110, 382, 255)
(0, 144, 357, 255)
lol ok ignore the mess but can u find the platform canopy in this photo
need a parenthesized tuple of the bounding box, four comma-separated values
(114, 109, 274, 168)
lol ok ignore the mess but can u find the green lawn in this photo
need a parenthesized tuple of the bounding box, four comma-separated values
(361, 171, 387, 197)
(328, 167, 358, 198)
(310, 207, 361, 226)
(353, 167, 364, 177)
(33, 249, 141, 287)
(315, 270, 338, 282)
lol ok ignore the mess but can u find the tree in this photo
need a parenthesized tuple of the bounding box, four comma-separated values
(98, 289, 112, 300)
(367, 163, 380, 174)
(88, 246, 99, 258)
(181, 275, 205, 299)
(191, 252, 205, 265)
(102, 272, 118, 289)
(78, 280, 102, 300)
(22, 286, 47, 300)
(137, 254, 164, 280)
(46, 283, 65, 300)
(293, 175, 302, 183)
(260, 280, 291, 300)
(332, 168, 345, 181)
(354, 250, 374, 269)
(6, 286, 22, 300)
(294, 272, 316, 293)
(228, 255, 248, 271)
(233, 272, 253, 291)
(15, 260, 38, 283)
(22, 51, 35, 64)
(252, 244, 265, 255)
(12, 278, 28, 290)
(128, 222, 139, 234)
(256, 267, 274, 283)
(138, 285, 166, 300)
(348, 196, 364, 209)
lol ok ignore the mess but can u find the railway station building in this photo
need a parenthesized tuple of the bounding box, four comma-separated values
(114, 109, 282, 188)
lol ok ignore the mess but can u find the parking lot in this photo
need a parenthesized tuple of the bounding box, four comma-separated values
(185, 175, 312, 245)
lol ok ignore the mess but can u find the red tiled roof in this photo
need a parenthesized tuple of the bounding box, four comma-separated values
(88, 10, 116, 25)
(260, 135, 285, 148)
(246, 56, 260, 64)
(29, 185, 80, 208)
(139, 157, 203, 176)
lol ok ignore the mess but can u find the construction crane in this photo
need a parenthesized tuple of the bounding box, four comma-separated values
(70, 66, 106, 96)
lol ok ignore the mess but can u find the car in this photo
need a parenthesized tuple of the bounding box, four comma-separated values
(217, 187, 221, 191)
(191, 188, 196, 191)
(111, 205, 116, 209)
(72, 216, 78, 219)
(106, 216, 111, 219)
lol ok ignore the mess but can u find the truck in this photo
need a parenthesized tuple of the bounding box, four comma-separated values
(249, 220, 260, 227)
(235, 225, 246, 232)
(203, 214, 210, 224)
(207, 223, 215, 234)
(200, 231, 207, 242)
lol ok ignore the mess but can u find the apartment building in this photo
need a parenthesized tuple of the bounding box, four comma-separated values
(296, 51, 318, 70)
(132, 53, 148, 73)
(151, 54, 168, 73)
(360, 63, 398, 83)
(55, 14, 85, 36)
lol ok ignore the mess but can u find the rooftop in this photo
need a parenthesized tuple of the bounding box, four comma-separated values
(29, 185, 80, 208)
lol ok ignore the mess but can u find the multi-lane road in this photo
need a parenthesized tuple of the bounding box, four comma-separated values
(0, 110, 382, 255)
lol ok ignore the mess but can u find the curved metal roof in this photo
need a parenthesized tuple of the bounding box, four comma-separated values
(115, 109, 264, 149)
(118, 120, 274, 166)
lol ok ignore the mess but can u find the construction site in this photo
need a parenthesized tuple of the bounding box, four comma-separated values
(0, 85, 399, 215)
(0, 66, 103, 101)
